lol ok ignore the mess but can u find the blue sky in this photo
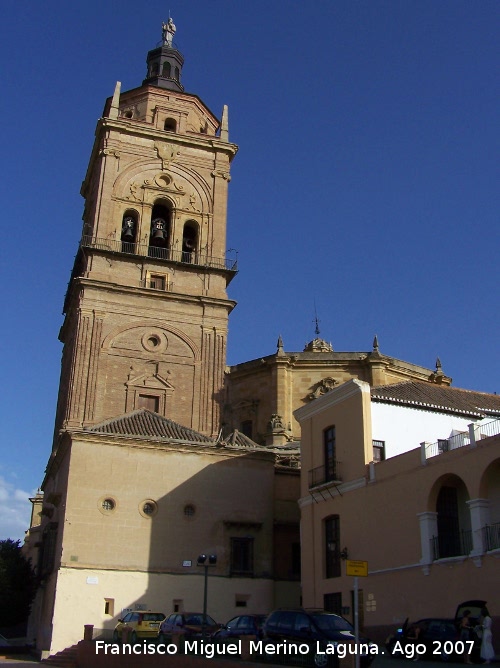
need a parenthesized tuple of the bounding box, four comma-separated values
(0, 0, 498, 540)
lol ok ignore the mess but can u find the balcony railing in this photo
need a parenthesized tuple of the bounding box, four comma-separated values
(483, 522, 500, 551)
(80, 236, 238, 272)
(431, 530, 472, 560)
(308, 462, 342, 489)
(425, 432, 471, 459)
(425, 418, 500, 460)
(478, 417, 500, 440)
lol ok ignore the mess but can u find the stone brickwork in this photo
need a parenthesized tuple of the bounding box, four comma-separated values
(54, 82, 238, 439)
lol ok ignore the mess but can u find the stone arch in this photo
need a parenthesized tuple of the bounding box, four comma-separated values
(427, 473, 471, 559)
(101, 321, 201, 362)
(112, 159, 212, 214)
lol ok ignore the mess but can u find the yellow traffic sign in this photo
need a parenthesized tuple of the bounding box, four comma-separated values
(346, 560, 368, 577)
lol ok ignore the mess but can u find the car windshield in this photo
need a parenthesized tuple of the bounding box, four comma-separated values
(311, 613, 354, 632)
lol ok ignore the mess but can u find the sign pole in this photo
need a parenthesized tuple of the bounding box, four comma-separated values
(354, 575, 360, 668)
(346, 561, 367, 668)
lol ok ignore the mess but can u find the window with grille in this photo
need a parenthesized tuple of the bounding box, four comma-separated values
(149, 274, 166, 290)
(230, 537, 254, 576)
(324, 426, 336, 481)
(325, 515, 341, 578)
(372, 440, 385, 462)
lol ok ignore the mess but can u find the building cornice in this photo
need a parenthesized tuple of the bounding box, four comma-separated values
(294, 379, 370, 422)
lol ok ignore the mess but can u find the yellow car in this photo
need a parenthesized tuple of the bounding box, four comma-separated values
(113, 611, 166, 642)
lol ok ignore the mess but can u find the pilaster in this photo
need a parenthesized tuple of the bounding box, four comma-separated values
(418, 511, 438, 571)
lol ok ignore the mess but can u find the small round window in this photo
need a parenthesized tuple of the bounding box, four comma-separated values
(184, 504, 196, 518)
(139, 500, 158, 518)
(98, 496, 117, 515)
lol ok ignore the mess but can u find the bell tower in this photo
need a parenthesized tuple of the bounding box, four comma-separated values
(54, 23, 238, 439)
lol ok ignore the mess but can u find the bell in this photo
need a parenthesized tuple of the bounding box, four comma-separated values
(121, 217, 135, 240)
(184, 238, 195, 250)
(151, 218, 167, 246)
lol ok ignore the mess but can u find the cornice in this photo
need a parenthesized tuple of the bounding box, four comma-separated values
(67, 277, 237, 311)
(294, 379, 370, 422)
(97, 117, 238, 158)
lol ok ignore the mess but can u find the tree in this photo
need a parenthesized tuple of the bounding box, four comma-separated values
(0, 539, 37, 628)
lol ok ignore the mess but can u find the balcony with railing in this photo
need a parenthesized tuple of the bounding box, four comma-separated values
(483, 522, 500, 551)
(80, 235, 238, 273)
(430, 529, 472, 561)
(424, 417, 500, 460)
(308, 462, 342, 489)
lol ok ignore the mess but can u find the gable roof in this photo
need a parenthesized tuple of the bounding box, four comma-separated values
(86, 409, 214, 444)
(371, 381, 500, 418)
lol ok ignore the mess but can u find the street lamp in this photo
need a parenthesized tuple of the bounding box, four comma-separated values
(197, 553, 217, 638)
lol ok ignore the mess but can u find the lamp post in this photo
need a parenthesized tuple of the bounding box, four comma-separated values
(197, 553, 217, 638)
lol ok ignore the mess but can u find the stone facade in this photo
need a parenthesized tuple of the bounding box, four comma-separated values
(54, 78, 237, 440)
(224, 337, 451, 446)
(25, 30, 303, 658)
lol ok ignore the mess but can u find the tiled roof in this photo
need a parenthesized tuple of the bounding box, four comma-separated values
(86, 409, 214, 444)
(371, 381, 500, 417)
(224, 430, 260, 448)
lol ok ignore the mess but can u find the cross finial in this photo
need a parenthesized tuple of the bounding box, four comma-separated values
(313, 304, 320, 338)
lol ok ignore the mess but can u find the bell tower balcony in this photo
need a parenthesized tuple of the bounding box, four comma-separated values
(80, 235, 238, 274)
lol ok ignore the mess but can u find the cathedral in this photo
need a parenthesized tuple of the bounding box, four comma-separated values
(24, 23, 465, 657)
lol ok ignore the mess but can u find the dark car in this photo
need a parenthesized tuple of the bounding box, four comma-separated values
(261, 608, 377, 668)
(158, 612, 220, 642)
(386, 618, 460, 660)
(215, 614, 267, 639)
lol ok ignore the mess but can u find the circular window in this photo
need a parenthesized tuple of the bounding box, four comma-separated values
(141, 330, 167, 353)
(139, 500, 158, 518)
(184, 504, 196, 518)
(98, 496, 117, 515)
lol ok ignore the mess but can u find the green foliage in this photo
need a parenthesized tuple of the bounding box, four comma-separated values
(0, 539, 37, 628)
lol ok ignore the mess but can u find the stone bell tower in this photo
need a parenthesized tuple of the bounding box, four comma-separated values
(54, 22, 238, 439)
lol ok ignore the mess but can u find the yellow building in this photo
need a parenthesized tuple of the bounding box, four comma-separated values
(295, 379, 500, 643)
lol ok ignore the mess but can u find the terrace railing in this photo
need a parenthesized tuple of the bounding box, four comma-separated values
(80, 235, 238, 272)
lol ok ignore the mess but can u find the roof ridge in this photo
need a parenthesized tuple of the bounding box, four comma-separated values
(86, 409, 214, 443)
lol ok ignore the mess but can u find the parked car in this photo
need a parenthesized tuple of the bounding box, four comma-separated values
(214, 614, 267, 639)
(262, 608, 377, 668)
(386, 618, 460, 660)
(113, 611, 166, 642)
(385, 600, 490, 662)
(158, 612, 220, 642)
